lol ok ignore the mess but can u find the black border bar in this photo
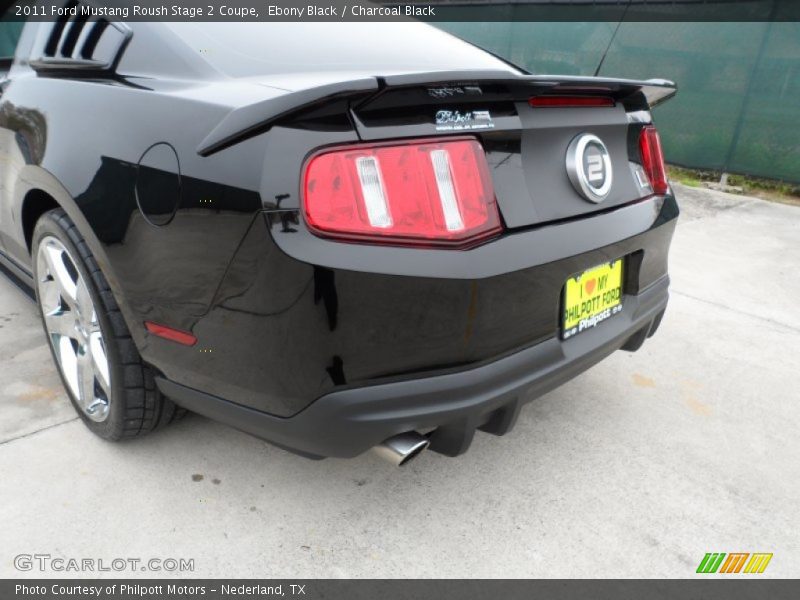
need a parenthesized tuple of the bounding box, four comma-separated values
(9, 0, 800, 22)
(4, 579, 800, 599)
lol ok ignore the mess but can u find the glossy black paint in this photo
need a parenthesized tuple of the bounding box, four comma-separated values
(0, 21, 678, 456)
(149, 195, 676, 418)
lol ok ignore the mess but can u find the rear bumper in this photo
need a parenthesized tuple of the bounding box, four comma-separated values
(144, 193, 677, 419)
(156, 274, 668, 459)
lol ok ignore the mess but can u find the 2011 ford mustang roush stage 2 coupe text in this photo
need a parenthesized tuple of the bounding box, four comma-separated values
(0, 14, 678, 464)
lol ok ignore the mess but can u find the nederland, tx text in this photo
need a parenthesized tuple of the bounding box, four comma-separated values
(16, 584, 309, 596)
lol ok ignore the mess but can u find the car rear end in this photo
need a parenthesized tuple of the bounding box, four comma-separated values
(156, 65, 678, 462)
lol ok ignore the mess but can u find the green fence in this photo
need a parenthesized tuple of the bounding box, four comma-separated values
(437, 21, 800, 183)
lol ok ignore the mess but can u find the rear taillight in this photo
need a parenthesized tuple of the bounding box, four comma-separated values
(638, 125, 668, 195)
(302, 138, 503, 248)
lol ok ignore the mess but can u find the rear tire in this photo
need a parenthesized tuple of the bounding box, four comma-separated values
(32, 208, 185, 440)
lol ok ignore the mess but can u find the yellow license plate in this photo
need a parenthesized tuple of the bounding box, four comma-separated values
(562, 259, 624, 339)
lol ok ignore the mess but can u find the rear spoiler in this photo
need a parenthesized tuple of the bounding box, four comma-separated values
(197, 70, 676, 157)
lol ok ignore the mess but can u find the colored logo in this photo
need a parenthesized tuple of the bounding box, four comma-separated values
(696, 552, 773, 574)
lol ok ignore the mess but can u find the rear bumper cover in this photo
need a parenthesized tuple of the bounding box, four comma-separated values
(156, 275, 669, 459)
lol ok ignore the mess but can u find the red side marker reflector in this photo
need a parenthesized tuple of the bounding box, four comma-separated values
(529, 96, 615, 108)
(145, 321, 197, 346)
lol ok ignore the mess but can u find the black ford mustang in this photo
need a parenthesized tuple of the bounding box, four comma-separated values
(0, 15, 678, 464)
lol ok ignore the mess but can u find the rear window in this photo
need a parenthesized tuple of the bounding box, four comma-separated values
(166, 22, 508, 78)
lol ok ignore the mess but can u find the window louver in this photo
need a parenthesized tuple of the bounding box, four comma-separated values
(34, 1, 131, 72)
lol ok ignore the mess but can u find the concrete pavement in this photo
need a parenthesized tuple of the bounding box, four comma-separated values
(1, 183, 798, 578)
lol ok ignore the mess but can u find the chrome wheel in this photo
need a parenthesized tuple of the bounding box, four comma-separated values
(36, 236, 111, 422)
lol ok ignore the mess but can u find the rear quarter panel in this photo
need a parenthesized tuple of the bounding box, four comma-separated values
(0, 73, 268, 352)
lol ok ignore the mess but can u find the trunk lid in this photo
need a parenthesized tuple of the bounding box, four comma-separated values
(197, 69, 675, 229)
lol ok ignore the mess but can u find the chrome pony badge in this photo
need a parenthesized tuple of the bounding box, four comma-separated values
(566, 133, 613, 203)
(435, 109, 494, 131)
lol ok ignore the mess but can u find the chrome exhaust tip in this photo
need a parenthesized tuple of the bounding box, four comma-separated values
(373, 432, 430, 466)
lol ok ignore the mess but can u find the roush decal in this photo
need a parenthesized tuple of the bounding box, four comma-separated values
(427, 85, 483, 98)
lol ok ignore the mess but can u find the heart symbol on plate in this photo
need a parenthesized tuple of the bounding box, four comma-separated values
(584, 279, 597, 295)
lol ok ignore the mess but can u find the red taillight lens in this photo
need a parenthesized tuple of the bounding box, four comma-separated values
(303, 138, 503, 248)
(638, 125, 668, 195)
(529, 96, 615, 108)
